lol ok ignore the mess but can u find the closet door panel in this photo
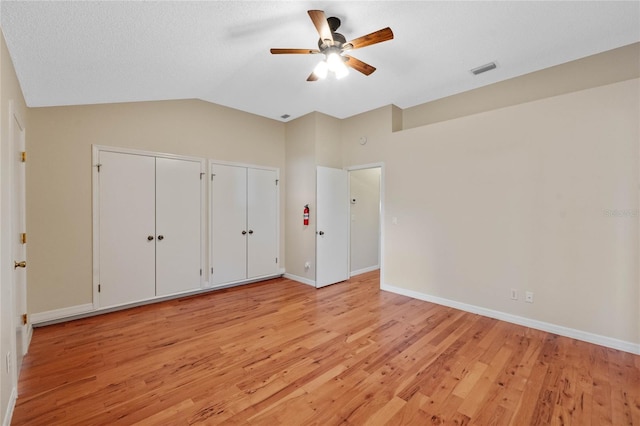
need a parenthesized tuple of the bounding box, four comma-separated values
(211, 164, 248, 285)
(98, 152, 156, 307)
(156, 157, 203, 296)
(247, 168, 278, 278)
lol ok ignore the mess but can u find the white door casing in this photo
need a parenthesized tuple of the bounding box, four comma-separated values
(316, 166, 349, 288)
(211, 164, 248, 285)
(155, 157, 203, 296)
(98, 151, 156, 307)
(11, 108, 28, 372)
(247, 168, 278, 278)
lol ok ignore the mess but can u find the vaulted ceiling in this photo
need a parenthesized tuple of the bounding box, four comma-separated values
(2, 1, 639, 121)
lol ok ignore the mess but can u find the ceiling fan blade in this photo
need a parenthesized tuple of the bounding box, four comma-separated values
(343, 55, 376, 76)
(345, 27, 394, 50)
(270, 48, 320, 54)
(308, 10, 334, 44)
(307, 72, 319, 82)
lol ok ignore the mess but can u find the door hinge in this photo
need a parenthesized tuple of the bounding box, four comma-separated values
(20, 152, 26, 163)
(96, 163, 102, 172)
(98, 284, 101, 293)
(275, 179, 279, 186)
(200, 269, 202, 276)
(21, 314, 27, 325)
(200, 172, 205, 180)
(211, 267, 213, 275)
(20, 233, 27, 244)
(276, 257, 278, 263)
(211, 173, 215, 181)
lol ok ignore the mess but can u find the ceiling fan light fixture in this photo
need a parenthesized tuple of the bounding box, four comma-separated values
(313, 60, 329, 79)
(326, 51, 349, 79)
(326, 52, 342, 72)
(334, 63, 349, 79)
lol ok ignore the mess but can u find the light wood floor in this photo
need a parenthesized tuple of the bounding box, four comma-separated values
(13, 271, 640, 425)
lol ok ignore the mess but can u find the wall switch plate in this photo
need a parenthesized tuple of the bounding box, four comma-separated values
(510, 288, 518, 300)
(525, 291, 534, 303)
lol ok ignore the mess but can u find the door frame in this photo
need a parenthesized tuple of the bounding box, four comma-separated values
(92, 145, 207, 308)
(9, 100, 31, 384)
(346, 162, 385, 286)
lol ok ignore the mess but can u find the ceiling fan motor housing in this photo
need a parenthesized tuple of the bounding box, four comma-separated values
(318, 16, 347, 50)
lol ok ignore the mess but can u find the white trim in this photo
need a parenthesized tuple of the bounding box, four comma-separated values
(346, 162, 385, 289)
(350, 265, 380, 277)
(30, 303, 95, 325)
(2, 387, 17, 426)
(24, 324, 32, 354)
(207, 158, 279, 171)
(31, 275, 285, 326)
(381, 283, 640, 355)
(283, 273, 316, 287)
(92, 145, 206, 163)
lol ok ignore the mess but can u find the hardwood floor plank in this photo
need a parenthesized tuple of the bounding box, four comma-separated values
(12, 271, 639, 425)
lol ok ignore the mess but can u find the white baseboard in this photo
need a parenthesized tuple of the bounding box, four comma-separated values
(25, 325, 33, 354)
(30, 303, 95, 325)
(350, 265, 380, 277)
(283, 273, 316, 287)
(381, 283, 640, 355)
(3, 387, 17, 426)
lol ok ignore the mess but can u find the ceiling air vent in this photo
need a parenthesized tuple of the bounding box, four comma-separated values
(470, 62, 497, 75)
(280, 114, 291, 119)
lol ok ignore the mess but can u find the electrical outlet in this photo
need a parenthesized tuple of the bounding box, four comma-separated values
(525, 291, 534, 303)
(304, 261, 310, 270)
(510, 288, 518, 300)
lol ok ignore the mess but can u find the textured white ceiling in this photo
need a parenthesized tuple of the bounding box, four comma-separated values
(1, 1, 639, 121)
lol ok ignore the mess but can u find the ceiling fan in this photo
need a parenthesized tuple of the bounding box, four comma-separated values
(270, 10, 394, 81)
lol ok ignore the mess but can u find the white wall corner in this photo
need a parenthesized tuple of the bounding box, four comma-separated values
(2, 387, 17, 426)
(381, 283, 640, 355)
(283, 273, 316, 287)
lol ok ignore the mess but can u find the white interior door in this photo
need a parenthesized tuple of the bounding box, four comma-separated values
(211, 164, 247, 285)
(156, 157, 203, 296)
(316, 166, 349, 288)
(11, 111, 28, 371)
(247, 168, 278, 278)
(98, 152, 156, 307)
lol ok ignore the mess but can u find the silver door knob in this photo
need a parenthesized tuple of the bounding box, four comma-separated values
(157, 235, 164, 241)
(242, 230, 247, 235)
(318, 231, 324, 236)
(248, 230, 254, 235)
(147, 235, 154, 241)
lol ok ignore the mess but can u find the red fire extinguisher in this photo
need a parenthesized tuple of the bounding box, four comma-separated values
(303, 204, 310, 226)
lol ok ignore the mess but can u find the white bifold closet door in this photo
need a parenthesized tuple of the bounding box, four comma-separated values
(211, 164, 248, 285)
(211, 163, 278, 286)
(98, 151, 203, 308)
(155, 157, 202, 296)
(247, 168, 278, 278)
(99, 152, 156, 307)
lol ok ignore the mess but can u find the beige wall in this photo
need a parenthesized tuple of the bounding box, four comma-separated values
(284, 111, 344, 281)
(383, 79, 639, 344)
(26, 100, 285, 314)
(284, 113, 317, 280)
(0, 29, 28, 424)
